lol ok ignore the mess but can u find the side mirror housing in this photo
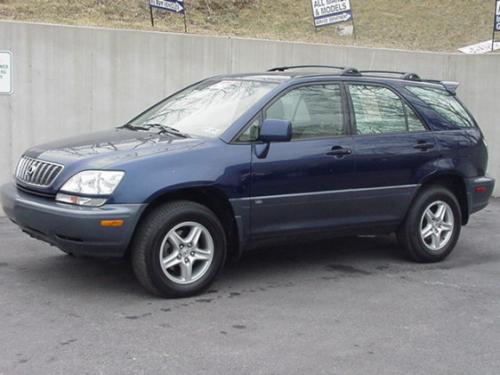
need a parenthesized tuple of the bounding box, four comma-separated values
(259, 119, 292, 143)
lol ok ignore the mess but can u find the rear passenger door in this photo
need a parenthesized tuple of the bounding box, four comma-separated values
(347, 83, 438, 225)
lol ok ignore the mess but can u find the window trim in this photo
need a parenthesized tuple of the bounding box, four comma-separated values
(231, 81, 351, 144)
(232, 112, 264, 144)
(345, 82, 430, 137)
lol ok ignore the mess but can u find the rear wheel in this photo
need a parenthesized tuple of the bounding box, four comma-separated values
(131, 201, 227, 298)
(398, 186, 461, 262)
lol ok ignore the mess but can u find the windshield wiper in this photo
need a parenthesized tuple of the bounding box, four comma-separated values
(122, 123, 189, 138)
(121, 123, 149, 131)
(145, 124, 189, 138)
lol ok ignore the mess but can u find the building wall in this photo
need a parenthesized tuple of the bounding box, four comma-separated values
(0, 21, 499, 216)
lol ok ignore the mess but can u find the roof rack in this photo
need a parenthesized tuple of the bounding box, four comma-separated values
(267, 65, 361, 76)
(268, 65, 345, 72)
(266, 65, 458, 94)
(359, 70, 422, 81)
(359, 71, 459, 94)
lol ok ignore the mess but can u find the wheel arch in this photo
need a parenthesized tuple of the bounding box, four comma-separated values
(416, 172, 469, 225)
(128, 186, 241, 260)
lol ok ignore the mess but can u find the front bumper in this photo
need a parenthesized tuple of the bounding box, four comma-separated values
(465, 176, 495, 215)
(1, 182, 146, 257)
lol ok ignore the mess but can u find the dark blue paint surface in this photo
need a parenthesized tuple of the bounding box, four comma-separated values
(2, 73, 494, 256)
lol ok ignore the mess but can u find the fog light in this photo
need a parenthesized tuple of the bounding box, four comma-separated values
(474, 186, 487, 193)
(56, 193, 107, 207)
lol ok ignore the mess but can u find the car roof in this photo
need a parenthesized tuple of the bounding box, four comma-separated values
(213, 66, 458, 94)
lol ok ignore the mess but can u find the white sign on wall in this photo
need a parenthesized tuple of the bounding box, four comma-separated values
(458, 40, 500, 54)
(311, 0, 352, 28)
(0, 51, 12, 95)
(149, 0, 185, 14)
(495, 0, 500, 31)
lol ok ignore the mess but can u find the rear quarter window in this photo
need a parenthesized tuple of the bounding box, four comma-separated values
(406, 86, 474, 128)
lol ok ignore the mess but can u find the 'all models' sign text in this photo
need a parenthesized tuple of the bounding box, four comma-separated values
(311, 0, 352, 28)
(495, 0, 500, 31)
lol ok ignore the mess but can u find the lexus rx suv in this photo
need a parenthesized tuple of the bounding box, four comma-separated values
(1, 66, 494, 297)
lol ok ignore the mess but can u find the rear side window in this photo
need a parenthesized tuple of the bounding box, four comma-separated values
(349, 85, 426, 135)
(406, 86, 474, 128)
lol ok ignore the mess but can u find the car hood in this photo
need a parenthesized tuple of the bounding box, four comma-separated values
(24, 128, 206, 169)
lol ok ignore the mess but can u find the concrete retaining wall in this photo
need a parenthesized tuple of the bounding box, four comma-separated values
(0, 21, 499, 216)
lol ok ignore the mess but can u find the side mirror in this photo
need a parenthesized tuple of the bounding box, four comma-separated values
(259, 119, 292, 143)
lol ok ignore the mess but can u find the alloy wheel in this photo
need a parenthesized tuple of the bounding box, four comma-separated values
(419, 200, 455, 252)
(159, 221, 214, 285)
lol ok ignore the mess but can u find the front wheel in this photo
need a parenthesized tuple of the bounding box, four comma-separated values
(398, 186, 462, 262)
(131, 201, 227, 298)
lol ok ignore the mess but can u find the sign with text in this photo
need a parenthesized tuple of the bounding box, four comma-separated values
(150, 0, 185, 14)
(311, 0, 352, 28)
(458, 40, 500, 54)
(495, 0, 500, 31)
(0, 51, 12, 95)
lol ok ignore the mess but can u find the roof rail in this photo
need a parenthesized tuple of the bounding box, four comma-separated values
(268, 65, 346, 72)
(267, 65, 361, 77)
(266, 66, 458, 94)
(342, 67, 361, 76)
(359, 70, 422, 81)
(359, 71, 459, 94)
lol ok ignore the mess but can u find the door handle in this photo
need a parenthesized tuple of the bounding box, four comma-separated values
(414, 141, 434, 151)
(326, 146, 352, 157)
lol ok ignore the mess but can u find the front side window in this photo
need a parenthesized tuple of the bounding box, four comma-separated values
(238, 117, 260, 142)
(349, 85, 426, 135)
(129, 79, 278, 138)
(264, 84, 345, 140)
(406, 86, 474, 128)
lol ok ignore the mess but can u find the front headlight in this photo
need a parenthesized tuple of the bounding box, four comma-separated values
(56, 170, 125, 206)
(60, 170, 125, 195)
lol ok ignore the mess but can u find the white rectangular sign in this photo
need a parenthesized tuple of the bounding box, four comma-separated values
(0, 51, 12, 95)
(495, 0, 500, 31)
(150, 0, 185, 14)
(458, 40, 500, 54)
(311, 0, 352, 28)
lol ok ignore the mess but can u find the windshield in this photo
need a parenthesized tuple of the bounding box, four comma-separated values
(128, 79, 278, 137)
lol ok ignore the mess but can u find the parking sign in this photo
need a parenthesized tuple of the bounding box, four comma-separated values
(0, 51, 12, 95)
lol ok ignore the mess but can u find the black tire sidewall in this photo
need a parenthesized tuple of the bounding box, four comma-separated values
(406, 187, 461, 262)
(145, 204, 226, 297)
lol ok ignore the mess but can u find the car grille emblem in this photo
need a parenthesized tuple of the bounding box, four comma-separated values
(27, 163, 39, 176)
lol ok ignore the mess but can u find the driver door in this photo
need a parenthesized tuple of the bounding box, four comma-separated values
(248, 83, 356, 239)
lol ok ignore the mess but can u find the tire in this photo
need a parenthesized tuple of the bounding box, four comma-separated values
(131, 200, 227, 298)
(59, 249, 75, 257)
(398, 186, 462, 263)
(59, 249, 90, 258)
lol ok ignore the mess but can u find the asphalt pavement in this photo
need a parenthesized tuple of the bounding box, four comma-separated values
(0, 200, 499, 375)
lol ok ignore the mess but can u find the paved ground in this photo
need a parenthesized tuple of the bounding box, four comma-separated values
(0, 201, 499, 375)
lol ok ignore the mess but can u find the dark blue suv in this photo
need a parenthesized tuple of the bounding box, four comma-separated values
(1, 66, 495, 297)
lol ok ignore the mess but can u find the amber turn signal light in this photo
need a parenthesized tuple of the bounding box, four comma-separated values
(100, 220, 125, 227)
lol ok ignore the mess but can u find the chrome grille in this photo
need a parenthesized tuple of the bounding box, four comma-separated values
(16, 156, 64, 187)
